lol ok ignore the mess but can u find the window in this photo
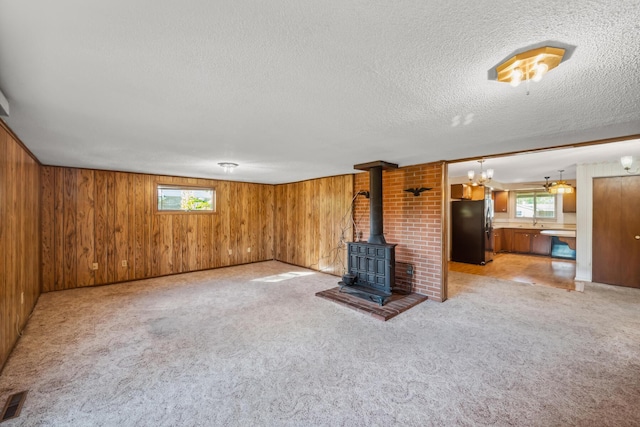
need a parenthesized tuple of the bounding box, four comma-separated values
(515, 192, 555, 219)
(157, 184, 215, 212)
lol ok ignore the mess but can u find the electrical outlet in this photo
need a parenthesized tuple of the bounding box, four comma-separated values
(121, 260, 128, 267)
(228, 249, 233, 255)
(21, 292, 24, 305)
(92, 263, 99, 270)
(247, 247, 251, 253)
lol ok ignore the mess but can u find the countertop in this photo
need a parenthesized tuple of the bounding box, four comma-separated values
(540, 230, 576, 238)
(492, 226, 577, 238)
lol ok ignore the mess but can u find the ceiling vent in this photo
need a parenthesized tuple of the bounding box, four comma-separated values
(0, 88, 9, 117)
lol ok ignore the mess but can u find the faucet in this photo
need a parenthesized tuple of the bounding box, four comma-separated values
(532, 218, 537, 226)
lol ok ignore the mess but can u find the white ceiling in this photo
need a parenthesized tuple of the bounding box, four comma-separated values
(1, 1, 639, 184)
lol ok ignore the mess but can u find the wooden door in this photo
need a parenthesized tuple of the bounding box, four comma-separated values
(593, 176, 640, 288)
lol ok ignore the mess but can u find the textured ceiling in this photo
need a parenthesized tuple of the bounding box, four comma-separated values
(1, 1, 639, 184)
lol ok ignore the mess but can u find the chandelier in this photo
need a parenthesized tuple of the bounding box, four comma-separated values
(544, 170, 573, 194)
(467, 160, 493, 186)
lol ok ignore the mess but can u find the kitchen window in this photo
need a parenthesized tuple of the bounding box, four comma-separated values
(156, 184, 216, 212)
(515, 192, 555, 219)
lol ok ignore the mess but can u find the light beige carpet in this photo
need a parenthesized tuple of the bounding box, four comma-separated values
(1, 261, 639, 426)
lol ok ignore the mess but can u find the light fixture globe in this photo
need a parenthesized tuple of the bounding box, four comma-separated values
(496, 46, 565, 87)
(548, 182, 573, 194)
(218, 162, 238, 173)
(621, 156, 633, 169)
(468, 159, 493, 186)
(620, 156, 639, 174)
(547, 170, 574, 194)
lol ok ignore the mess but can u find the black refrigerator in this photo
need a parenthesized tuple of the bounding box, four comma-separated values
(451, 200, 493, 265)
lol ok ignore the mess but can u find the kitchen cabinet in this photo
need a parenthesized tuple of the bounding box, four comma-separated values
(501, 228, 513, 253)
(451, 184, 486, 200)
(512, 231, 532, 253)
(531, 233, 552, 255)
(563, 189, 576, 213)
(493, 191, 509, 213)
(471, 186, 486, 200)
(493, 230, 502, 253)
(451, 184, 471, 199)
(499, 228, 551, 256)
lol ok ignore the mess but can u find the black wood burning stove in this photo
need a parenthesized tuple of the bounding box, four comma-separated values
(341, 242, 396, 305)
(339, 161, 397, 306)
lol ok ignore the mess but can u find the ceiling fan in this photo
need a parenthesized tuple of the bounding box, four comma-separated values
(542, 176, 554, 192)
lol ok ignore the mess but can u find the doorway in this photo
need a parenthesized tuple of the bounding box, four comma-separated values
(444, 139, 640, 296)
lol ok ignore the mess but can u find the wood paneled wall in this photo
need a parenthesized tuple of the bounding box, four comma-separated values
(41, 167, 274, 291)
(274, 175, 354, 276)
(354, 163, 446, 301)
(1, 122, 41, 370)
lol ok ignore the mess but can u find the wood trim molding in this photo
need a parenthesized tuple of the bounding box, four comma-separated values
(440, 161, 449, 302)
(447, 133, 640, 165)
(0, 119, 41, 165)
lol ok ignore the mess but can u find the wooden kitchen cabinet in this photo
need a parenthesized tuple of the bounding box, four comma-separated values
(471, 186, 486, 200)
(451, 183, 471, 199)
(563, 189, 576, 213)
(501, 228, 513, 252)
(498, 228, 562, 257)
(451, 184, 486, 200)
(493, 191, 509, 213)
(531, 233, 552, 255)
(512, 231, 532, 253)
(493, 230, 502, 253)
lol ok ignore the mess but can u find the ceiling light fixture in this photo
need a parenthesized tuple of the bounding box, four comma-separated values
(467, 159, 493, 186)
(495, 46, 566, 94)
(621, 156, 639, 174)
(546, 170, 573, 194)
(218, 162, 238, 173)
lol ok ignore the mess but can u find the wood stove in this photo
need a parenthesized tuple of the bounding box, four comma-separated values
(339, 161, 397, 305)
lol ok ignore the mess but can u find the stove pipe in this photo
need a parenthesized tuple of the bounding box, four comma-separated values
(354, 161, 398, 245)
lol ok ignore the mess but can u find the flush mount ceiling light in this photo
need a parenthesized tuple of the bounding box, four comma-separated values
(218, 162, 238, 173)
(495, 46, 566, 91)
(546, 170, 573, 194)
(621, 156, 639, 174)
(467, 159, 493, 186)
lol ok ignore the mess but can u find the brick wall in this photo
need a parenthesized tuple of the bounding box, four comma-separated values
(353, 162, 446, 301)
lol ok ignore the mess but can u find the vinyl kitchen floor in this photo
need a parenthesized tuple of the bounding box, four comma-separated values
(448, 253, 577, 291)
